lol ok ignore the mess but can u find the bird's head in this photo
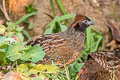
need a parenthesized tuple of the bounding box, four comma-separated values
(71, 14, 94, 32)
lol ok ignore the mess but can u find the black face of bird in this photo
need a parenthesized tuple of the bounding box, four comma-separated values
(74, 17, 94, 32)
(81, 17, 94, 26)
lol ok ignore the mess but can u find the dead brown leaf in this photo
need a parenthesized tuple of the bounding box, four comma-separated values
(1, 71, 22, 80)
(106, 19, 120, 42)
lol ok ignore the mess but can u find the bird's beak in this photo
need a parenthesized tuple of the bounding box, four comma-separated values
(88, 20, 94, 25)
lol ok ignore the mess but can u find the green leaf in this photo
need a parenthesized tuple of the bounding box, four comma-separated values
(47, 14, 74, 27)
(15, 12, 37, 25)
(25, 4, 37, 14)
(31, 77, 41, 80)
(33, 64, 60, 73)
(23, 30, 31, 40)
(44, 25, 54, 34)
(53, 22, 61, 33)
(50, 0, 56, 17)
(60, 24, 67, 32)
(7, 42, 24, 61)
(56, 0, 67, 15)
(28, 23, 33, 29)
(16, 32, 24, 42)
(30, 45, 45, 63)
(0, 52, 7, 66)
(0, 37, 16, 46)
(64, 66, 70, 80)
(45, 14, 74, 34)
(17, 64, 29, 73)
(23, 45, 45, 63)
(0, 52, 6, 61)
(0, 25, 6, 35)
(17, 64, 60, 80)
(15, 27, 24, 32)
(6, 22, 16, 32)
(85, 27, 92, 47)
(56, 14, 75, 22)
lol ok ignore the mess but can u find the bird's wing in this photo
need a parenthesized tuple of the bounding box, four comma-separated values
(27, 34, 82, 65)
(78, 58, 111, 80)
(90, 51, 120, 72)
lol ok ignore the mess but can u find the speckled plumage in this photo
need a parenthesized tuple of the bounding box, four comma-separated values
(27, 15, 94, 66)
(78, 49, 120, 80)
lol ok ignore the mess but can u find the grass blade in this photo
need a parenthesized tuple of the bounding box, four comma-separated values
(15, 12, 37, 25)
(44, 24, 55, 34)
(56, 0, 67, 15)
(57, 14, 75, 22)
(50, 0, 56, 17)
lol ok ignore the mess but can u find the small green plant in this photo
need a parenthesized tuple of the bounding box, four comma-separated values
(25, 4, 37, 14)
(24, 4, 37, 30)
(0, 21, 45, 66)
(0, 18, 61, 80)
(15, 11, 37, 40)
(44, 0, 75, 34)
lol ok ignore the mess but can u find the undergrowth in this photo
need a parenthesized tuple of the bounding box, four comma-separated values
(0, 0, 104, 80)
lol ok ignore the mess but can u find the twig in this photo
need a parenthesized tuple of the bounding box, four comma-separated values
(0, 0, 11, 21)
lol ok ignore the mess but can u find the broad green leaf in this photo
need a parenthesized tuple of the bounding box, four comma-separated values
(30, 45, 45, 63)
(23, 45, 45, 63)
(17, 64, 28, 73)
(4, 32, 15, 37)
(17, 64, 60, 80)
(0, 25, 6, 35)
(0, 37, 16, 46)
(22, 45, 32, 51)
(0, 52, 6, 61)
(33, 64, 60, 73)
(8, 52, 22, 61)
(7, 42, 24, 61)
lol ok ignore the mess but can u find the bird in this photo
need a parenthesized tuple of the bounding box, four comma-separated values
(26, 14, 94, 66)
(78, 49, 120, 80)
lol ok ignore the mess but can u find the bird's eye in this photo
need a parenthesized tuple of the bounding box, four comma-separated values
(82, 19, 94, 25)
